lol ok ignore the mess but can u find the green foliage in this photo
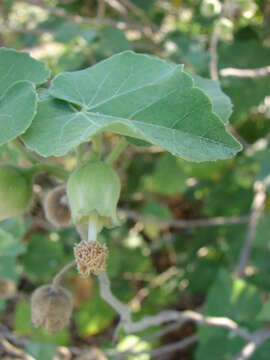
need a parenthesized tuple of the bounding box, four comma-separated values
(14, 301, 69, 344)
(0, 1, 270, 359)
(196, 269, 263, 359)
(0, 48, 49, 145)
(21, 234, 67, 281)
(21, 51, 241, 161)
(75, 290, 115, 336)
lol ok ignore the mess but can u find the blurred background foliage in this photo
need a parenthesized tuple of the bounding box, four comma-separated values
(0, 0, 270, 359)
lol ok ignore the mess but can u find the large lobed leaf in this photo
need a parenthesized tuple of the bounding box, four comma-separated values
(23, 51, 241, 162)
(0, 48, 50, 145)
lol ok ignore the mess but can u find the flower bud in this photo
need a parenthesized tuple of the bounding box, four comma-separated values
(44, 185, 71, 228)
(0, 164, 33, 221)
(74, 241, 108, 277)
(31, 284, 73, 332)
(67, 161, 121, 230)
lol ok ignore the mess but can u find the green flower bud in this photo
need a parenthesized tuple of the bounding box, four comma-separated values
(67, 161, 121, 231)
(0, 164, 33, 221)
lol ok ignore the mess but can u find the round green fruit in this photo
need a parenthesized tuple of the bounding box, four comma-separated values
(67, 161, 121, 228)
(0, 164, 33, 221)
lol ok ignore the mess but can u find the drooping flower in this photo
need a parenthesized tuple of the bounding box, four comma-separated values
(67, 161, 121, 231)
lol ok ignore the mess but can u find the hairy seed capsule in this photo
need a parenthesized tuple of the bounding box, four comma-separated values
(74, 241, 108, 277)
(44, 185, 71, 228)
(31, 285, 73, 332)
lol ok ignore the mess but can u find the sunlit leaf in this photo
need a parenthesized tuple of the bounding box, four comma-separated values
(23, 51, 241, 161)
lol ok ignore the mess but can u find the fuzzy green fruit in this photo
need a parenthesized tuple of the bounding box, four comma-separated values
(67, 161, 121, 228)
(0, 164, 33, 221)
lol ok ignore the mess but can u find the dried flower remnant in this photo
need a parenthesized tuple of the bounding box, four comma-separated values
(31, 284, 73, 332)
(44, 185, 71, 228)
(74, 240, 108, 277)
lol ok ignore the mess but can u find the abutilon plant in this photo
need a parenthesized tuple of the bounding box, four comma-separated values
(0, 47, 242, 335)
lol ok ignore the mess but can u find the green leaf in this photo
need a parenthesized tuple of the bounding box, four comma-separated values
(23, 51, 241, 161)
(0, 48, 50, 93)
(141, 153, 188, 195)
(95, 26, 132, 57)
(14, 301, 69, 345)
(257, 299, 270, 322)
(0, 48, 50, 145)
(0, 81, 37, 145)
(21, 234, 65, 281)
(0, 227, 24, 281)
(0, 228, 24, 256)
(26, 342, 56, 360)
(196, 269, 263, 360)
(192, 74, 232, 124)
(75, 291, 115, 336)
(204, 269, 262, 325)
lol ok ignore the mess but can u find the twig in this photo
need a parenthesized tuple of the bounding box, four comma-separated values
(208, 13, 249, 149)
(52, 260, 76, 288)
(120, 209, 250, 229)
(106, 137, 128, 166)
(118, 0, 157, 32)
(16, 0, 140, 31)
(97, 0, 106, 20)
(235, 181, 266, 278)
(147, 334, 198, 358)
(109, 334, 198, 359)
(233, 327, 270, 360)
(98, 272, 252, 340)
(220, 66, 270, 78)
(209, 21, 220, 81)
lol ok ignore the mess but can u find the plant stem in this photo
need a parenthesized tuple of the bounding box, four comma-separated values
(27, 163, 69, 181)
(92, 134, 103, 159)
(76, 143, 84, 166)
(52, 260, 76, 288)
(106, 137, 128, 165)
(10, 139, 39, 164)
